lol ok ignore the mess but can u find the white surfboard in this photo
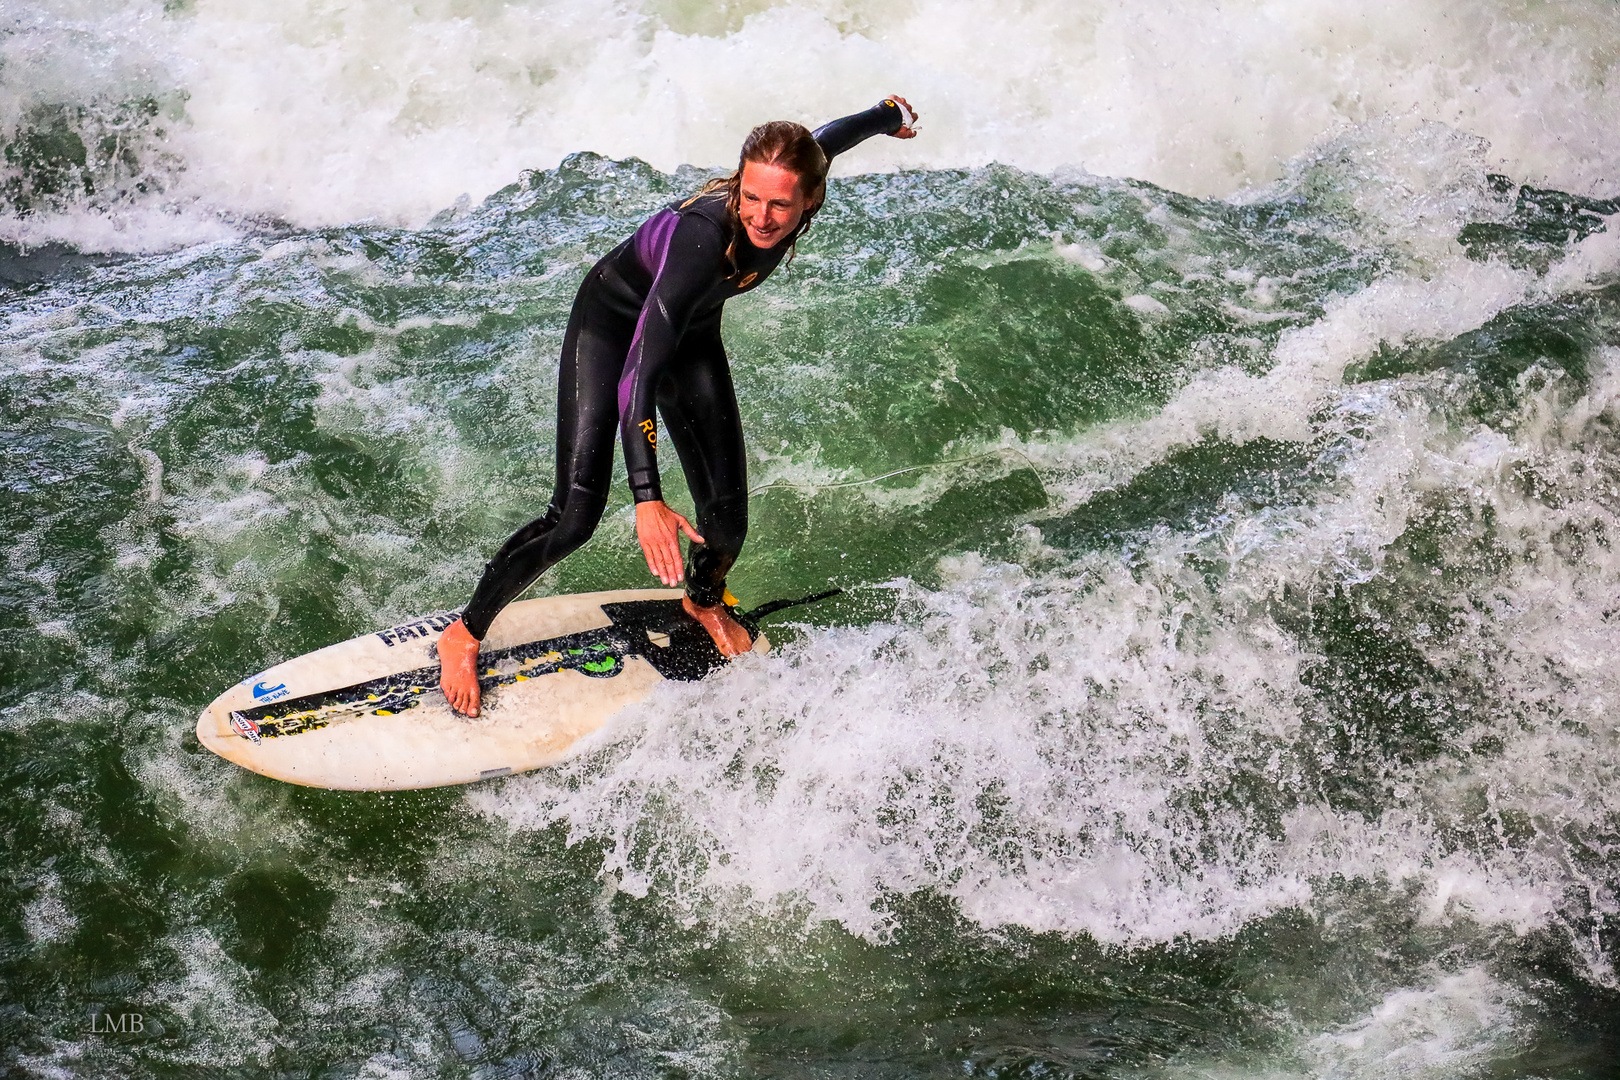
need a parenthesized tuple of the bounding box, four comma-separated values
(196, 588, 771, 791)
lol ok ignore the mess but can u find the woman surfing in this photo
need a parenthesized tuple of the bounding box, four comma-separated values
(439, 96, 920, 717)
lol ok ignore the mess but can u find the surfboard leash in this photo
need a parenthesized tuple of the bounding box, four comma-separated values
(739, 588, 844, 624)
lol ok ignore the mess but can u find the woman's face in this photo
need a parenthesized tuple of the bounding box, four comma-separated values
(738, 161, 809, 249)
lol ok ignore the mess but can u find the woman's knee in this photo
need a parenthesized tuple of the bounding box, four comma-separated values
(489, 483, 606, 567)
(546, 483, 610, 555)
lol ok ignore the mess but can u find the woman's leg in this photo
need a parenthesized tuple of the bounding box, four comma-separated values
(462, 299, 632, 638)
(441, 278, 631, 713)
(656, 325, 751, 652)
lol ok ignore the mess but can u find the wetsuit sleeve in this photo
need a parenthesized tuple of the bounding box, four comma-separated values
(811, 99, 907, 160)
(619, 210, 729, 503)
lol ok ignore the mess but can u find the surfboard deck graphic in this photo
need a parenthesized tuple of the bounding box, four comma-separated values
(196, 589, 772, 791)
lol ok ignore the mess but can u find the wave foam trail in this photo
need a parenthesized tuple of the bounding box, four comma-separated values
(472, 473, 1581, 953)
(4, 0, 1619, 247)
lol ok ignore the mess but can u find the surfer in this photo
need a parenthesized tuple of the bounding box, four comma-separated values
(439, 96, 919, 716)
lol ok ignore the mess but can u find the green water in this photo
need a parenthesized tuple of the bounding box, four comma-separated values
(3, 154, 1620, 1076)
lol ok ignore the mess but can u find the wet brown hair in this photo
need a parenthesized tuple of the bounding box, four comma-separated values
(688, 120, 829, 274)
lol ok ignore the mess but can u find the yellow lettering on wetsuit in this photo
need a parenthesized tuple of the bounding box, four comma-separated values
(639, 419, 657, 448)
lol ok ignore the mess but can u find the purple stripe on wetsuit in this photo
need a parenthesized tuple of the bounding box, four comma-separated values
(633, 208, 680, 274)
(618, 208, 681, 419)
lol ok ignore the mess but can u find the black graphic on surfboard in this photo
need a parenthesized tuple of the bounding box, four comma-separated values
(229, 592, 837, 741)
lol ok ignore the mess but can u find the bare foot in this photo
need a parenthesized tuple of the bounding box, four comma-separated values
(683, 596, 753, 657)
(437, 618, 482, 717)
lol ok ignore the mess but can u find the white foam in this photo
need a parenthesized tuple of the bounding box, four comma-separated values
(1303, 968, 1527, 1080)
(146, 929, 282, 1068)
(998, 257, 1533, 521)
(0, 207, 243, 254)
(476, 532, 1554, 944)
(1544, 211, 1620, 295)
(21, 871, 76, 944)
(5, 0, 1619, 246)
(1122, 293, 1169, 316)
(1167, 967, 1529, 1080)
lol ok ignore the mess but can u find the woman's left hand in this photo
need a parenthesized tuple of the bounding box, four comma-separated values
(890, 95, 919, 139)
(636, 499, 705, 587)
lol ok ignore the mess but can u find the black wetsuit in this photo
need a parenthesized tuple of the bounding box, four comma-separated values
(460, 100, 907, 640)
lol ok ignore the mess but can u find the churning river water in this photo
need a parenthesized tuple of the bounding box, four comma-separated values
(4, 1, 1620, 1076)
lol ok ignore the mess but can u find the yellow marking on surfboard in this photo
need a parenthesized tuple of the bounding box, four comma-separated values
(484, 668, 498, 676)
(723, 588, 739, 606)
(515, 674, 529, 681)
(376, 709, 394, 716)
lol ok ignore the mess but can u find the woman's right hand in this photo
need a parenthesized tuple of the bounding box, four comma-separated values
(636, 500, 705, 587)
(889, 95, 919, 138)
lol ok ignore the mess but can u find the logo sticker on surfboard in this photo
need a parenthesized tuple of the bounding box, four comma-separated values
(252, 681, 289, 702)
(376, 612, 459, 647)
(229, 712, 263, 743)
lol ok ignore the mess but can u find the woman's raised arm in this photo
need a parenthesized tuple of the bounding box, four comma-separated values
(812, 96, 919, 160)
